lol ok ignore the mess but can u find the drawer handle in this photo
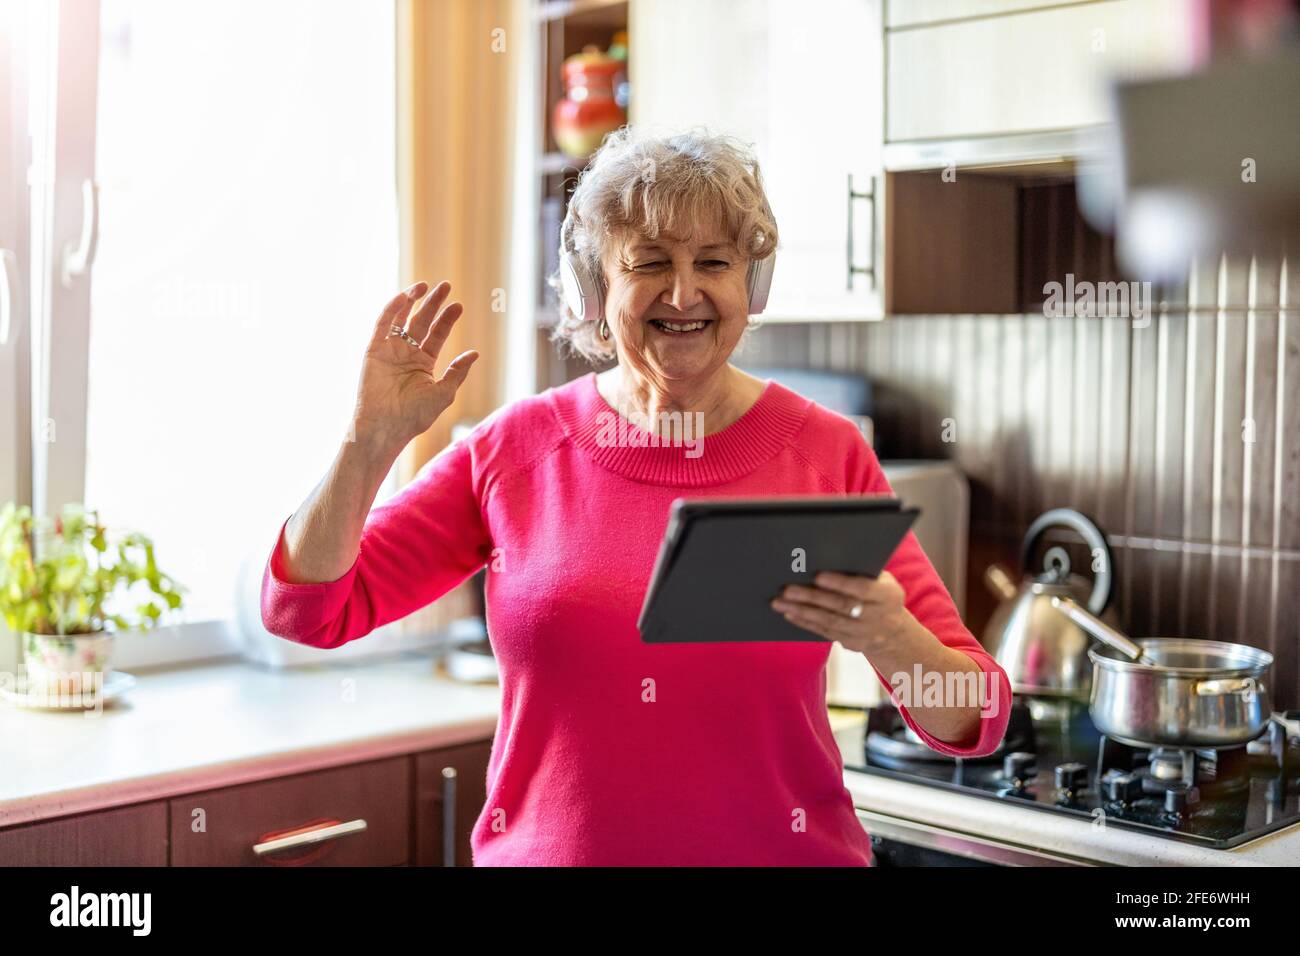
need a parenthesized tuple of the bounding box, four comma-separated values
(846, 172, 876, 291)
(442, 767, 458, 867)
(253, 818, 368, 857)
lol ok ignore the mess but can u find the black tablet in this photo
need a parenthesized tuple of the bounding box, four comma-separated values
(637, 495, 920, 644)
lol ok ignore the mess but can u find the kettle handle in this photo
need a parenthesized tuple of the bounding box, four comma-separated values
(1020, 508, 1113, 615)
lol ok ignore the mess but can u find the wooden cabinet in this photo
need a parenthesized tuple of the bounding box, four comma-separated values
(170, 757, 411, 867)
(629, 0, 886, 322)
(413, 740, 493, 866)
(0, 738, 493, 866)
(885, 0, 1197, 142)
(0, 801, 168, 866)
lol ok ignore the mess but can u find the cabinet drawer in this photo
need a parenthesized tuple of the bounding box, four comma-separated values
(170, 757, 409, 866)
(886, 0, 1196, 141)
(0, 802, 168, 866)
(414, 740, 492, 866)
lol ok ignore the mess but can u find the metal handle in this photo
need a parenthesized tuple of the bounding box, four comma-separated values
(1194, 677, 1258, 697)
(252, 818, 367, 856)
(1271, 711, 1300, 738)
(846, 173, 876, 291)
(0, 249, 15, 347)
(1021, 508, 1113, 615)
(61, 178, 99, 288)
(442, 766, 458, 867)
(1050, 596, 1153, 665)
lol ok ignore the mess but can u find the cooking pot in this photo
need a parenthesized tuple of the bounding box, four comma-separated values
(982, 508, 1116, 700)
(1052, 596, 1274, 749)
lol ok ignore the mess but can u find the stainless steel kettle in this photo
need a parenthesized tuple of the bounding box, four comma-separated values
(982, 508, 1116, 700)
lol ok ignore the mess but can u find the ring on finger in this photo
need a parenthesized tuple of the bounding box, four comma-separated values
(847, 602, 864, 619)
(388, 325, 422, 348)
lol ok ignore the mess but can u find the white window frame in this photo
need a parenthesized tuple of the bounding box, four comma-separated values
(1, 0, 40, 677)
(1, 0, 34, 518)
(9, 0, 408, 672)
(5, 0, 243, 671)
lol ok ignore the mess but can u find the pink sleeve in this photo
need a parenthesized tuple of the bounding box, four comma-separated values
(259, 439, 492, 649)
(848, 435, 1012, 758)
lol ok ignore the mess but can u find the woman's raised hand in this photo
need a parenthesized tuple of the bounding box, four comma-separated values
(349, 280, 479, 452)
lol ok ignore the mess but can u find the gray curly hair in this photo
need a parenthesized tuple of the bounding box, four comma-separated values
(547, 126, 779, 365)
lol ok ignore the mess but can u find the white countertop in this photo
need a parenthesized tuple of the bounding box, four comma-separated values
(7, 660, 1297, 865)
(0, 654, 501, 829)
(828, 710, 1300, 866)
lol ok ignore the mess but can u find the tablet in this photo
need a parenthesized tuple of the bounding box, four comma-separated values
(637, 495, 920, 644)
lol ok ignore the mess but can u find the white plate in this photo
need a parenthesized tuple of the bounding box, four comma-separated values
(0, 671, 137, 711)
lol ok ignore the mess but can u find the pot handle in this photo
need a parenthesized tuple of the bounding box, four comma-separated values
(1050, 596, 1151, 664)
(1021, 509, 1113, 615)
(1194, 677, 1259, 698)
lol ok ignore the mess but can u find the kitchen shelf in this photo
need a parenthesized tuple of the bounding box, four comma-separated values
(536, 0, 626, 26)
(532, 0, 628, 383)
(539, 151, 587, 176)
(885, 167, 1134, 315)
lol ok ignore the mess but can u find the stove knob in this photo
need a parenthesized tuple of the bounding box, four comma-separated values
(1002, 752, 1036, 784)
(1054, 762, 1088, 794)
(1104, 772, 1141, 803)
(1164, 784, 1201, 814)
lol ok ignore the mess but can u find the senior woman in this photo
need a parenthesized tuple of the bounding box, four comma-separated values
(261, 127, 1011, 867)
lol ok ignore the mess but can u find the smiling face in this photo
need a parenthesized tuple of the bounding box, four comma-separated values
(599, 222, 752, 386)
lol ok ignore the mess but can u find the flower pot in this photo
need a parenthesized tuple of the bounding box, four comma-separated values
(22, 630, 115, 695)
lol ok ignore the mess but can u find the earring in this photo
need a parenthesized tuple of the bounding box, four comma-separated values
(598, 317, 611, 340)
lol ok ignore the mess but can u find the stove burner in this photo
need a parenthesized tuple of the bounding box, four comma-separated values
(1148, 748, 1198, 783)
(1098, 736, 1254, 799)
(840, 698, 1300, 848)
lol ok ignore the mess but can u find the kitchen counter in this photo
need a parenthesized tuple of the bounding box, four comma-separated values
(7, 662, 1296, 864)
(827, 709, 1300, 866)
(0, 655, 501, 829)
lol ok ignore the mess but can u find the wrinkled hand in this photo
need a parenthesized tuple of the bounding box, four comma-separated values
(349, 280, 478, 451)
(770, 570, 912, 654)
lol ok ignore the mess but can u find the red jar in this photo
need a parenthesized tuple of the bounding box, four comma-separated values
(553, 49, 627, 160)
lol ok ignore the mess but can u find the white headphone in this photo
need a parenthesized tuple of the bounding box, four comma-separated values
(558, 211, 775, 324)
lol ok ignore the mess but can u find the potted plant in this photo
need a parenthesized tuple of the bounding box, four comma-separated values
(0, 501, 185, 696)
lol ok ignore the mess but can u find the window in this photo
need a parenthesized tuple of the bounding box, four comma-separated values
(7, 0, 401, 665)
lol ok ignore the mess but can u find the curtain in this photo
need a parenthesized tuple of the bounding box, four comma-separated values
(394, 0, 526, 635)
(396, 0, 523, 479)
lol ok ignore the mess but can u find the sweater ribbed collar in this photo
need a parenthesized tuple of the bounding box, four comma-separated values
(546, 371, 810, 487)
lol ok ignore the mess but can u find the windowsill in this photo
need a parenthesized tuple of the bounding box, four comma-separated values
(0, 654, 501, 829)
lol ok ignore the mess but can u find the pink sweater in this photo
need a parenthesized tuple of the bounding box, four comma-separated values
(260, 372, 1011, 866)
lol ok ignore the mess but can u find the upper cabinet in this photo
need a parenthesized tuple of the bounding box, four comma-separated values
(886, 0, 1198, 142)
(630, 0, 886, 322)
(620, 0, 1199, 322)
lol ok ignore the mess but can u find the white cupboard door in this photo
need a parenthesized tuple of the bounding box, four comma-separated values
(758, 0, 882, 321)
(629, 0, 885, 322)
(886, 0, 1199, 142)
(628, 0, 771, 143)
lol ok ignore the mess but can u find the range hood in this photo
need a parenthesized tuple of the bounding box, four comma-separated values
(1099, 44, 1300, 279)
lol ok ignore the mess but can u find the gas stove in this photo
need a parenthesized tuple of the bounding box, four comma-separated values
(834, 697, 1300, 849)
